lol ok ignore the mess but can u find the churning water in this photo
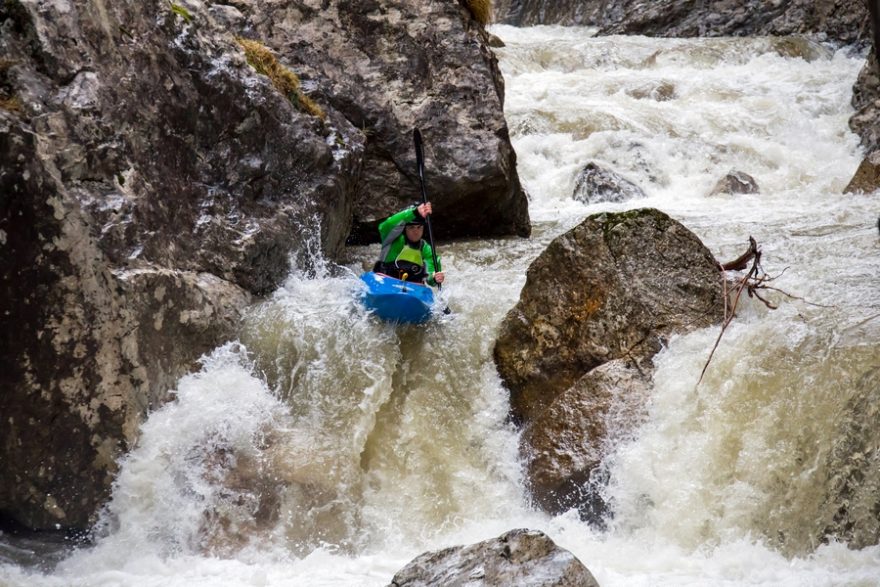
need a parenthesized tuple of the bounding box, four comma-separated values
(3, 25, 880, 587)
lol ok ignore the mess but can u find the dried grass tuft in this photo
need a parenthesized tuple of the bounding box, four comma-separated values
(236, 38, 326, 120)
(0, 96, 22, 112)
(466, 0, 492, 26)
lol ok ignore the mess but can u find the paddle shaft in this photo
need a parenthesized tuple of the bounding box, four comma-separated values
(413, 128, 441, 291)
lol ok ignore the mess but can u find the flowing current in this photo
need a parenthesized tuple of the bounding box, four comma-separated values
(4, 25, 880, 586)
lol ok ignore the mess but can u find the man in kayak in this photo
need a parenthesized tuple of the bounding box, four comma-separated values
(373, 202, 445, 286)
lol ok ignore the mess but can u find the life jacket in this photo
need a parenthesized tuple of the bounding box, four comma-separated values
(395, 242, 424, 266)
(375, 241, 427, 282)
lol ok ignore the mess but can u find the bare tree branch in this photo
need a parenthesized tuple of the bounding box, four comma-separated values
(697, 237, 830, 386)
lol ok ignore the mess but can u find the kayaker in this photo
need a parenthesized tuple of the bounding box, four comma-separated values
(374, 202, 445, 286)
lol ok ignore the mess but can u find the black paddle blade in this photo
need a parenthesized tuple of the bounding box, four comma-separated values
(413, 128, 423, 159)
(413, 128, 425, 184)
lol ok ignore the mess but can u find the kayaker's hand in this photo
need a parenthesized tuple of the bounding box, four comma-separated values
(433, 271, 445, 284)
(417, 202, 432, 218)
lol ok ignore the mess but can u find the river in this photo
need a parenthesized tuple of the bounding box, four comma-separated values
(2, 24, 880, 587)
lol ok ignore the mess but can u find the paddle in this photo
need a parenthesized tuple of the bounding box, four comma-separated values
(413, 128, 451, 314)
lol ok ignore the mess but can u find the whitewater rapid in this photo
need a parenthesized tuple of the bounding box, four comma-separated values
(3, 24, 880, 587)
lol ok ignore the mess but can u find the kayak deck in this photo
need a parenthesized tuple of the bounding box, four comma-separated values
(360, 272, 434, 324)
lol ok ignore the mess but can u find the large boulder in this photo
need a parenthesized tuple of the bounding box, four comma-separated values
(244, 0, 531, 243)
(0, 0, 361, 531)
(494, 209, 724, 514)
(494, 0, 869, 45)
(389, 528, 599, 587)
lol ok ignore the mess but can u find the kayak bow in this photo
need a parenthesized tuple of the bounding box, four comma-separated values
(360, 272, 434, 324)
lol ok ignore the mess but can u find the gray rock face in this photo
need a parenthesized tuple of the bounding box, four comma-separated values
(389, 528, 599, 587)
(494, 0, 869, 46)
(494, 0, 588, 27)
(0, 0, 526, 531)
(846, 7, 880, 193)
(850, 51, 880, 154)
(494, 209, 723, 515)
(244, 0, 531, 243)
(572, 162, 645, 204)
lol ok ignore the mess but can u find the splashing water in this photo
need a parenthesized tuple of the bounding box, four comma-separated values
(4, 25, 880, 587)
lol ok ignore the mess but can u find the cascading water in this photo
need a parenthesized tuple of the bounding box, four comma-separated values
(3, 24, 880, 587)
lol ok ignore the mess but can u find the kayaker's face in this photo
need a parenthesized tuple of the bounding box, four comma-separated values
(405, 224, 423, 241)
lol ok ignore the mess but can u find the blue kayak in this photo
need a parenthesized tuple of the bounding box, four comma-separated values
(360, 272, 434, 324)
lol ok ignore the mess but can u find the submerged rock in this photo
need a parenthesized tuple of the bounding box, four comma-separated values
(708, 170, 760, 196)
(494, 209, 724, 515)
(521, 358, 652, 521)
(389, 528, 599, 587)
(572, 162, 646, 204)
(822, 366, 880, 549)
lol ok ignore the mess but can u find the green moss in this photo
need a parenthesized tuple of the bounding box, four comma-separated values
(592, 208, 672, 240)
(236, 38, 326, 120)
(169, 2, 193, 23)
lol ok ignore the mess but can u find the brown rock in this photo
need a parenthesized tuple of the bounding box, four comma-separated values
(494, 209, 723, 517)
(522, 358, 652, 520)
(844, 149, 880, 194)
(494, 208, 723, 424)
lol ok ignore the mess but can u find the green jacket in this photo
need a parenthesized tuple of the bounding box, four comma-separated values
(377, 207, 441, 286)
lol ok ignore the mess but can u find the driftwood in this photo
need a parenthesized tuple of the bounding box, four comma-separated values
(699, 237, 830, 385)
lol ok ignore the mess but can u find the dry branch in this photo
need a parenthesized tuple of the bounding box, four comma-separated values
(698, 237, 809, 386)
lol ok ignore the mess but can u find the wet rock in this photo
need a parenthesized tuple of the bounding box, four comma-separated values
(493, 0, 588, 27)
(849, 51, 880, 157)
(625, 80, 677, 102)
(573, 162, 646, 204)
(522, 358, 652, 520)
(494, 209, 723, 516)
(843, 150, 880, 193)
(708, 170, 760, 196)
(488, 33, 506, 48)
(389, 528, 599, 587)
(822, 366, 880, 549)
(494, 0, 868, 46)
(247, 0, 531, 243)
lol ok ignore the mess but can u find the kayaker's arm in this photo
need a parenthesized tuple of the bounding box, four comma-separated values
(378, 206, 420, 242)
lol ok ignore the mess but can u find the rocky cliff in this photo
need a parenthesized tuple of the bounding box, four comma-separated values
(494, 0, 869, 46)
(0, 0, 527, 532)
